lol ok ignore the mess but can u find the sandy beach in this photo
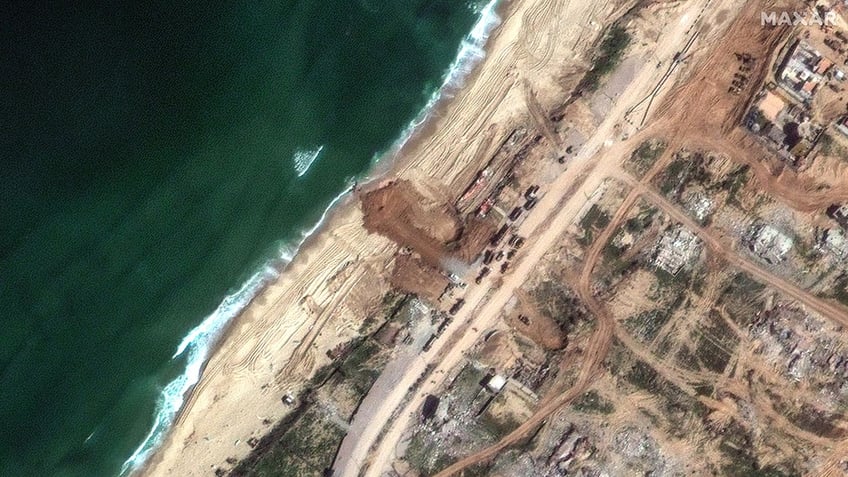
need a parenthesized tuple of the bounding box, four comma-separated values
(141, 0, 626, 474)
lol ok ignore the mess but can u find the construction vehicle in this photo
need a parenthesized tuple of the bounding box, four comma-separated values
(475, 267, 491, 284)
(449, 299, 466, 315)
(509, 207, 523, 221)
(482, 250, 494, 265)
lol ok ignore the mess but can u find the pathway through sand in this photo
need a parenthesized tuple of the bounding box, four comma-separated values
(357, 0, 723, 474)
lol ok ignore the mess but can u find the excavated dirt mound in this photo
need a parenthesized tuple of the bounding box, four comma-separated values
(390, 253, 449, 304)
(362, 179, 496, 269)
(361, 180, 460, 268)
(451, 215, 499, 263)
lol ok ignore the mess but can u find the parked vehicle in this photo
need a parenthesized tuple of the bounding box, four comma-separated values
(483, 250, 494, 265)
(490, 224, 509, 246)
(509, 207, 523, 221)
(475, 266, 491, 284)
(449, 299, 466, 315)
(524, 185, 540, 200)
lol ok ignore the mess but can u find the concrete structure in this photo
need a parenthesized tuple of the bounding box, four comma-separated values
(828, 204, 848, 229)
(821, 228, 848, 260)
(653, 226, 701, 275)
(835, 116, 848, 137)
(777, 40, 831, 102)
(485, 374, 507, 393)
(685, 193, 714, 223)
(749, 224, 794, 264)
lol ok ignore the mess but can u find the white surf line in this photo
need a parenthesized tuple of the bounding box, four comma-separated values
(120, 182, 353, 476)
(293, 144, 324, 177)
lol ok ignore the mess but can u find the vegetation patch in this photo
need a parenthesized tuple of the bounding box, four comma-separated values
(710, 164, 750, 205)
(717, 420, 797, 476)
(231, 407, 344, 477)
(692, 310, 739, 373)
(405, 428, 456, 476)
(717, 273, 766, 326)
(623, 308, 673, 343)
(827, 273, 848, 307)
(626, 139, 667, 178)
(654, 153, 711, 197)
(579, 24, 632, 91)
(532, 281, 589, 333)
(769, 393, 848, 439)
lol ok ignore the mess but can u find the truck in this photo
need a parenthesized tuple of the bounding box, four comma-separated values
(509, 207, 523, 221)
(490, 224, 509, 246)
(475, 266, 491, 284)
(449, 299, 466, 315)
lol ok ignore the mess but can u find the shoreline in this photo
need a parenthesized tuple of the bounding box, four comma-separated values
(130, 1, 508, 475)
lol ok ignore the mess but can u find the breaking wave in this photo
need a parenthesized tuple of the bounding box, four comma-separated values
(292, 145, 324, 177)
(377, 0, 501, 162)
(120, 183, 353, 476)
(120, 0, 502, 472)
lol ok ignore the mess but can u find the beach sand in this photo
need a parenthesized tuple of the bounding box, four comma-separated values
(140, 0, 624, 474)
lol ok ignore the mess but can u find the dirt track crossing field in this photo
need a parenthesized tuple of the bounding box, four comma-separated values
(430, 0, 848, 474)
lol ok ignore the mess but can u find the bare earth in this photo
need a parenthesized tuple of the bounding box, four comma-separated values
(141, 0, 848, 475)
(141, 0, 613, 474)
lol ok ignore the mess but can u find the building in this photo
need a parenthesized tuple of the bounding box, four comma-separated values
(777, 40, 832, 102)
(653, 226, 701, 275)
(821, 228, 848, 260)
(828, 204, 848, 229)
(748, 224, 794, 264)
(685, 193, 714, 223)
(764, 122, 787, 146)
(816, 57, 833, 75)
(484, 374, 507, 393)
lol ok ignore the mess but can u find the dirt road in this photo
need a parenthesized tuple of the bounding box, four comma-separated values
(358, 1, 719, 475)
(618, 173, 848, 327)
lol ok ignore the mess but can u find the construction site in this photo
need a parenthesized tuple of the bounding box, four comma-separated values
(221, 0, 848, 476)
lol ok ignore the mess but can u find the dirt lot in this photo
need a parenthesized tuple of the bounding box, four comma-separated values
(422, 1, 848, 475)
(390, 253, 449, 304)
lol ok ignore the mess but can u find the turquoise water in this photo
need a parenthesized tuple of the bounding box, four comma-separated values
(0, 1, 498, 475)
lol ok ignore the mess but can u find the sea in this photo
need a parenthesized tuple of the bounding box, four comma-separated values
(0, 1, 500, 475)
